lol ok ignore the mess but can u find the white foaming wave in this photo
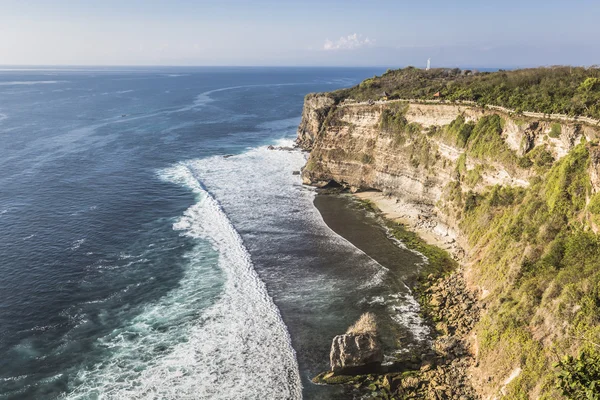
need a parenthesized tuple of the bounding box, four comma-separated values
(1, 374, 28, 382)
(176, 82, 313, 113)
(65, 162, 302, 399)
(193, 140, 390, 290)
(0, 113, 7, 123)
(389, 287, 431, 343)
(362, 288, 430, 344)
(69, 239, 85, 251)
(159, 163, 302, 399)
(117, 252, 134, 260)
(0, 80, 63, 86)
(179, 141, 432, 367)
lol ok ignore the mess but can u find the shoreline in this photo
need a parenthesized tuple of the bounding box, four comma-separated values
(312, 190, 480, 399)
(353, 191, 466, 261)
(312, 193, 433, 345)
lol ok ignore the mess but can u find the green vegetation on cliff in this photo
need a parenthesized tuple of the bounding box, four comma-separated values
(388, 222, 457, 279)
(383, 105, 521, 176)
(303, 74, 600, 397)
(375, 108, 600, 397)
(555, 351, 600, 399)
(455, 142, 600, 397)
(331, 66, 600, 120)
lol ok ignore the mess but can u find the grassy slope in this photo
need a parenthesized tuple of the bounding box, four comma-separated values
(328, 66, 600, 120)
(459, 143, 600, 398)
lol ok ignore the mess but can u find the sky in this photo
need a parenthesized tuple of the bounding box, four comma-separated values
(0, 0, 598, 68)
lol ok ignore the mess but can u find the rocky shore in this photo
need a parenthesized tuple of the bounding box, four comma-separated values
(413, 270, 480, 399)
(354, 191, 465, 261)
(310, 193, 481, 399)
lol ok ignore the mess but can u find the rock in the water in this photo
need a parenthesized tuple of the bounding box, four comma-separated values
(330, 332, 383, 373)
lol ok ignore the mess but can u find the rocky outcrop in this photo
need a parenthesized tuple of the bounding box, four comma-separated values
(330, 333, 383, 373)
(412, 270, 481, 399)
(296, 93, 334, 149)
(424, 271, 480, 337)
(328, 312, 383, 374)
(300, 101, 455, 204)
(315, 270, 481, 399)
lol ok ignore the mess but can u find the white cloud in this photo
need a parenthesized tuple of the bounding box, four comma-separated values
(323, 33, 374, 51)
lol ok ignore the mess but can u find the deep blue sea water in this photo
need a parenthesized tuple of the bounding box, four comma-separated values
(0, 67, 427, 399)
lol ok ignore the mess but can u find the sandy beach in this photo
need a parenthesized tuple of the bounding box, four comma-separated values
(353, 191, 460, 256)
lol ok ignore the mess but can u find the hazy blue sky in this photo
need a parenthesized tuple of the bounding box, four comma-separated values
(0, 0, 598, 67)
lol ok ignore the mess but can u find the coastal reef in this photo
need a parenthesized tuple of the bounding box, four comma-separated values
(299, 67, 600, 399)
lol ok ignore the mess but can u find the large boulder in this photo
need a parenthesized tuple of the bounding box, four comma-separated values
(330, 333, 383, 373)
(329, 313, 383, 373)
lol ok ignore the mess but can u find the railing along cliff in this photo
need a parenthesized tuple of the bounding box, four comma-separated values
(340, 98, 600, 127)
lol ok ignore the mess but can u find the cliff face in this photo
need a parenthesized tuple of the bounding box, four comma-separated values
(300, 97, 597, 240)
(300, 96, 594, 192)
(298, 95, 600, 398)
(296, 93, 335, 150)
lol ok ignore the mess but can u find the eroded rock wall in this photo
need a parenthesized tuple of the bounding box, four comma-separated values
(297, 95, 600, 398)
(298, 96, 596, 224)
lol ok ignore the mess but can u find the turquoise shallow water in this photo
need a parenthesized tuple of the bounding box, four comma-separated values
(0, 66, 427, 399)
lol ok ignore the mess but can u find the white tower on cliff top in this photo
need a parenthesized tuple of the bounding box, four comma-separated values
(426, 58, 431, 71)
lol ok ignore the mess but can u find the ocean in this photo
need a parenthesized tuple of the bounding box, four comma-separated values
(0, 67, 428, 399)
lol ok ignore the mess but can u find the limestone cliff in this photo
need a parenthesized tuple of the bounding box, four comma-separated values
(298, 93, 600, 399)
(300, 96, 598, 246)
(296, 93, 335, 150)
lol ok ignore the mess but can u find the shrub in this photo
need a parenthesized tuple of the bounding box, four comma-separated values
(380, 103, 409, 133)
(347, 312, 378, 335)
(463, 191, 479, 212)
(549, 123, 562, 138)
(530, 146, 555, 169)
(589, 192, 600, 215)
(447, 115, 475, 147)
(518, 156, 534, 169)
(332, 66, 600, 120)
(465, 166, 483, 187)
(555, 351, 600, 399)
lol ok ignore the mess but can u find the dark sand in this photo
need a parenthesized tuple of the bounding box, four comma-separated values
(313, 193, 431, 352)
(314, 194, 425, 281)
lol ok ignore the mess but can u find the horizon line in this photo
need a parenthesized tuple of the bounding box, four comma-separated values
(0, 64, 579, 70)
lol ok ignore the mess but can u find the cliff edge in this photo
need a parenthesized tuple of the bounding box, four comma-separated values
(298, 67, 600, 399)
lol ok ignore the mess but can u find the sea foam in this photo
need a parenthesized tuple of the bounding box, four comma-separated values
(0, 80, 63, 86)
(64, 152, 302, 399)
